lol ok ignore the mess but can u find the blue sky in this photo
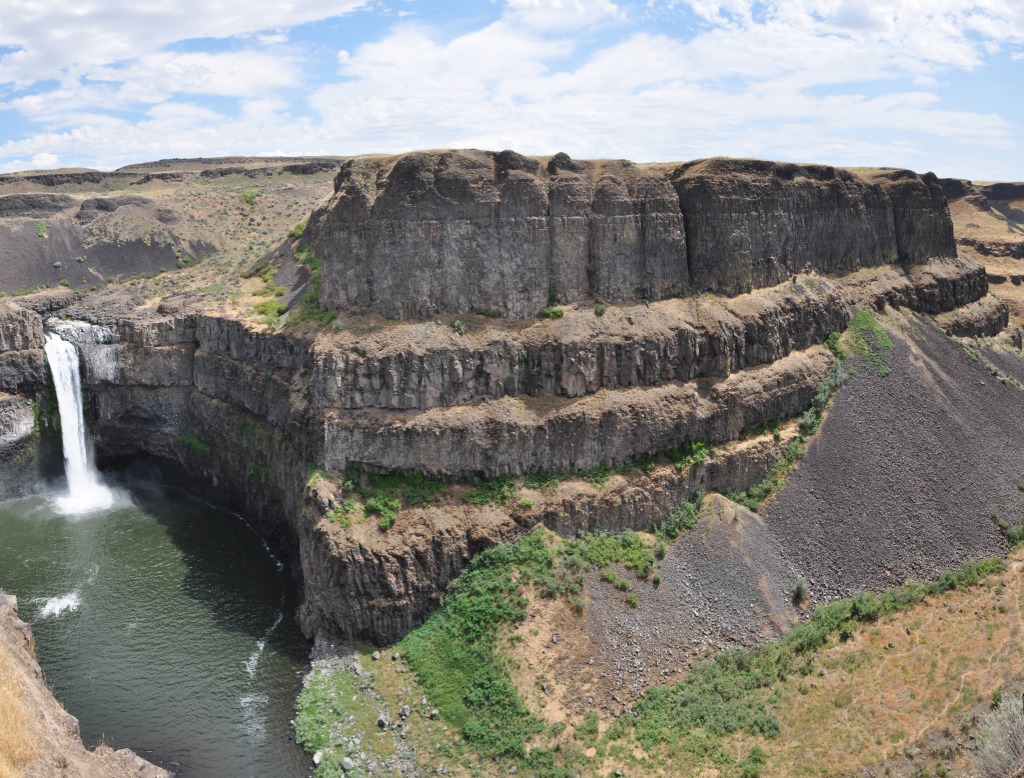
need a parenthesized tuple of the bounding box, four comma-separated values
(0, 0, 1022, 180)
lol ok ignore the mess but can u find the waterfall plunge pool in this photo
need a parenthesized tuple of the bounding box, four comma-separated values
(0, 481, 312, 777)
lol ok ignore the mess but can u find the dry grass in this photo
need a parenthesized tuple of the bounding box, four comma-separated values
(0, 641, 38, 778)
(724, 551, 1024, 777)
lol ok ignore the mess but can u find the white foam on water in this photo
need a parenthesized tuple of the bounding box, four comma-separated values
(38, 591, 81, 619)
(43, 333, 116, 515)
(243, 612, 284, 678)
(239, 693, 268, 742)
(244, 639, 266, 678)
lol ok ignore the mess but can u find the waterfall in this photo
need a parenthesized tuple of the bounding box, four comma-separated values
(43, 333, 115, 513)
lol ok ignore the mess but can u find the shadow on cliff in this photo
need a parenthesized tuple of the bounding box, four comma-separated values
(105, 464, 309, 656)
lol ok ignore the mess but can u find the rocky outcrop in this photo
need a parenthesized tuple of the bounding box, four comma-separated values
(299, 428, 799, 645)
(74, 195, 154, 223)
(0, 193, 76, 219)
(977, 182, 1024, 201)
(933, 294, 1009, 338)
(671, 159, 897, 292)
(858, 169, 956, 263)
(0, 592, 168, 778)
(307, 151, 957, 318)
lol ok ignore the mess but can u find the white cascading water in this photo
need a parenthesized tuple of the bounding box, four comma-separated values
(43, 333, 115, 513)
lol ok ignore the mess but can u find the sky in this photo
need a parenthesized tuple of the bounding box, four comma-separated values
(0, 0, 1022, 180)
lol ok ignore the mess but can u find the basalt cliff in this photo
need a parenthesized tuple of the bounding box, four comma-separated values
(0, 150, 1015, 656)
(307, 151, 955, 318)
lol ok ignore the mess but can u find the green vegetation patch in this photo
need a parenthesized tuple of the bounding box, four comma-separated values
(287, 245, 337, 328)
(462, 476, 518, 505)
(997, 518, 1024, 548)
(252, 299, 288, 327)
(317, 470, 449, 532)
(240, 188, 262, 208)
(401, 534, 549, 762)
(178, 434, 211, 457)
(401, 502, 710, 767)
(848, 308, 894, 377)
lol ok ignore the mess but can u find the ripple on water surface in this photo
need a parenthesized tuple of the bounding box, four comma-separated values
(0, 484, 310, 777)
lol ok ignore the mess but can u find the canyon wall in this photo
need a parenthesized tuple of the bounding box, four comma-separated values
(31, 255, 993, 644)
(0, 152, 1005, 646)
(307, 151, 957, 318)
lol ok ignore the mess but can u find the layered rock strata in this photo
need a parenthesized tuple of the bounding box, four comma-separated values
(15, 255, 985, 644)
(307, 151, 957, 318)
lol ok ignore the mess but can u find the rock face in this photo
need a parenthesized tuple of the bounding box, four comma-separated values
(0, 302, 46, 498)
(308, 150, 689, 319)
(307, 151, 957, 318)
(676, 161, 955, 293)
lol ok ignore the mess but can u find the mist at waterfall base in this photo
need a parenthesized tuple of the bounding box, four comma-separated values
(0, 334, 312, 776)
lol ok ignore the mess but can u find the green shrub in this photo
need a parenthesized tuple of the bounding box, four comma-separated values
(594, 303, 606, 316)
(669, 440, 707, 471)
(288, 220, 307, 239)
(824, 331, 847, 361)
(997, 519, 1024, 548)
(36, 220, 48, 238)
(524, 471, 564, 491)
(449, 319, 467, 335)
(240, 189, 262, 208)
(462, 476, 518, 505)
(574, 711, 599, 741)
(252, 299, 288, 327)
(288, 249, 337, 329)
(364, 494, 401, 531)
(539, 307, 564, 319)
(581, 460, 611, 487)
(656, 492, 705, 540)
(626, 592, 639, 608)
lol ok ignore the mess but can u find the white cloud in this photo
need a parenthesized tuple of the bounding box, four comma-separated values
(0, 0, 1021, 178)
(30, 152, 61, 169)
(0, 0, 371, 86)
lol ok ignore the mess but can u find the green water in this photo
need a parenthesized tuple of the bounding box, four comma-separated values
(0, 481, 311, 777)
